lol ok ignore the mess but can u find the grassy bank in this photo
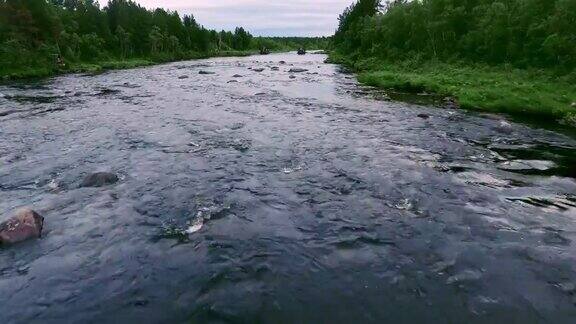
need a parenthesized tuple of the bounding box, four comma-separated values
(329, 53, 576, 127)
(0, 50, 255, 81)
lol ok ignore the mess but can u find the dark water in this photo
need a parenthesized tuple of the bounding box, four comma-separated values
(1, 53, 576, 323)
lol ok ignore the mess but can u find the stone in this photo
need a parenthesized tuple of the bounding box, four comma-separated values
(198, 70, 215, 75)
(80, 172, 119, 188)
(252, 68, 265, 72)
(178, 75, 189, 79)
(417, 113, 430, 119)
(444, 97, 460, 109)
(279, 61, 286, 64)
(232, 74, 243, 78)
(0, 208, 44, 245)
(493, 120, 513, 134)
(289, 68, 308, 73)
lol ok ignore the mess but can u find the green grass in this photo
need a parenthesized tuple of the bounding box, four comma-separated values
(330, 54, 576, 127)
(0, 50, 256, 81)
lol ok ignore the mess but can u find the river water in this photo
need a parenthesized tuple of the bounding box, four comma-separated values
(1, 53, 576, 323)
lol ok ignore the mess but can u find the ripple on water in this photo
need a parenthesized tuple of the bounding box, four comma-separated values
(507, 195, 576, 213)
(1, 53, 576, 323)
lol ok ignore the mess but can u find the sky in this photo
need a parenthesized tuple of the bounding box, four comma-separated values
(102, 0, 353, 36)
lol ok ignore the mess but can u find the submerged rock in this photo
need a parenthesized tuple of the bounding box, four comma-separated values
(289, 68, 308, 73)
(0, 209, 44, 245)
(252, 68, 265, 72)
(178, 75, 189, 79)
(279, 61, 286, 64)
(417, 113, 431, 119)
(198, 70, 215, 75)
(80, 172, 119, 188)
(97, 88, 121, 96)
(232, 74, 243, 78)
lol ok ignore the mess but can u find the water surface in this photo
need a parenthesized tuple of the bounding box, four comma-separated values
(1, 53, 576, 323)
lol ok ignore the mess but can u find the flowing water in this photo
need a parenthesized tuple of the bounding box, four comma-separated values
(1, 53, 576, 323)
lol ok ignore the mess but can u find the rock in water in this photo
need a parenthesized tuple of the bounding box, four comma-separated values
(494, 120, 513, 134)
(417, 113, 430, 119)
(444, 97, 460, 109)
(252, 68, 265, 72)
(289, 68, 308, 73)
(178, 75, 189, 79)
(232, 74, 243, 78)
(0, 209, 44, 245)
(81, 172, 119, 188)
(198, 71, 215, 75)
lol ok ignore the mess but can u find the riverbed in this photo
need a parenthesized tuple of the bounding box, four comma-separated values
(1, 53, 576, 323)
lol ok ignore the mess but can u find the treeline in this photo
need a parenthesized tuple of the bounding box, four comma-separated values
(334, 0, 576, 72)
(0, 0, 256, 72)
(0, 0, 327, 77)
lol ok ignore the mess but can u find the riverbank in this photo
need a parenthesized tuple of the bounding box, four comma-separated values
(0, 50, 255, 81)
(329, 53, 576, 128)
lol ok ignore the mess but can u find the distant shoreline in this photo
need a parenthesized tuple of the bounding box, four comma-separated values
(0, 50, 258, 81)
(328, 52, 576, 130)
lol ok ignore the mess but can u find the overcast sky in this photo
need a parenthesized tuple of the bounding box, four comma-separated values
(102, 0, 353, 36)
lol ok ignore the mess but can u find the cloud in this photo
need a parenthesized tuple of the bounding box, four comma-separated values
(101, 0, 353, 36)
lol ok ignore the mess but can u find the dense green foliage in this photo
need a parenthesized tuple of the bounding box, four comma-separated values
(0, 0, 256, 75)
(0, 0, 327, 78)
(334, 0, 576, 72)
(331, 0, 576, 126)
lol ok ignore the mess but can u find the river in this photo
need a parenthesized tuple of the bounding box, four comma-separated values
(1, 53, 576, 323)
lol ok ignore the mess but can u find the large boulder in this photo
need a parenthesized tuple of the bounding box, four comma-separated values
(81, 172, 119, 188)
(0, 209, 44, 245)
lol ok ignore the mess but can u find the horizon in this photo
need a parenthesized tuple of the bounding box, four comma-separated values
(100, 0, 353, 37)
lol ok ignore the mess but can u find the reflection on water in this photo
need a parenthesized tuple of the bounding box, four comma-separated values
(1, 53, 576, 323)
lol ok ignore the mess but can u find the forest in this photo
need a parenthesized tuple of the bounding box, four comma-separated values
(332, 0, 576, 126)
(0, 0, 327, 78)
(334, 0, 575, 70)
